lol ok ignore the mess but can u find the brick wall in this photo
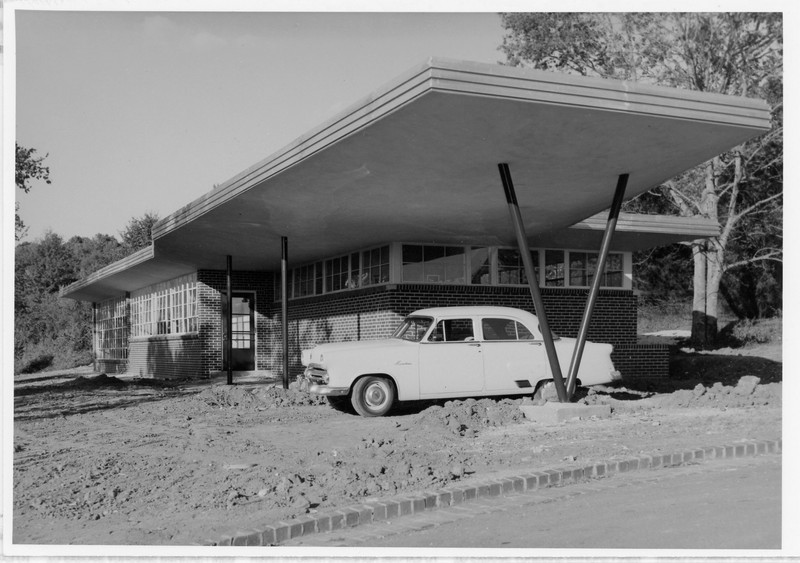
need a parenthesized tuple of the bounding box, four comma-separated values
(612, 344, 671, 380)
(115, 271, 665, 382)
(196, 269, 274, 377)
(95, 359, 127, 374)
(128, 335, 202, 379)
(261, 283, 640, 378)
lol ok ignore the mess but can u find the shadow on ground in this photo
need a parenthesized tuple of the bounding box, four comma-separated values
(623, 347, 782, 394)
(13, 374, 198, 421)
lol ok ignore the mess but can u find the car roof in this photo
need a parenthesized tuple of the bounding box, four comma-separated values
(409, 306, 539, 321)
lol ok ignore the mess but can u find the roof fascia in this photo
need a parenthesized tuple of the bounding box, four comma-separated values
(571, 212, 720, 238)
(59, 245, 154, 300)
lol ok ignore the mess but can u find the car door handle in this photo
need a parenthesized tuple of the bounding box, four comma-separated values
(468, 343, 481, 347)
(530, 342, 543, 346)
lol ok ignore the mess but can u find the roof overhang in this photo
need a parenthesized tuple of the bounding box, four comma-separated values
(62, 212, 718, 301)
(536, 212, 720, 251)
(61, 58, 770, 301)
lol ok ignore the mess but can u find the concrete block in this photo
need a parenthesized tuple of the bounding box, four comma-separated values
(436, 489, 453, 506)
(520, 402, 612, 423)
(315, 515, 331, 533)
(423, 492, 438, 508)
(522, 473, 540, 490)
(260, 526, 277, 545)
(274, 522, 291, 543)
(340, 507, 360, 526)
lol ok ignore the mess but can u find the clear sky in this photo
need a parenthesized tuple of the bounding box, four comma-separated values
(12, 8, 506, 241)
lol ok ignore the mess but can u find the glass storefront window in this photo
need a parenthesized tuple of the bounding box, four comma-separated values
(402, 245, 465, 283)
(545, 249, 565, 287)
(568, 252, 624, 287)
(497, 248, 539, 286)
(469, 247, 491, 285)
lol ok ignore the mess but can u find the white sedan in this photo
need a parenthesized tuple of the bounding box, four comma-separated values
(300, 306, 620, 417)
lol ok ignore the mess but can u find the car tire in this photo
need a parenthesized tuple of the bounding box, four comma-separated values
(351, 376, 395, 417)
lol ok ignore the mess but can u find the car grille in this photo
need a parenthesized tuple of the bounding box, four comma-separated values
(305, 366, 328, 384)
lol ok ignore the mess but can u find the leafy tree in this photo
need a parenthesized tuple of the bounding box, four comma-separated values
(499, 13, 782, 344)
(15, 143, 52, 241)
(67, 234, 126, 278)
(14, 210, 161, 372)
(14, 231, 126, 373)
(120, 212, 159, 252)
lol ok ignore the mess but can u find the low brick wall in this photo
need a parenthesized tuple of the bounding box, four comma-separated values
(128, 334, 203, 379)
(95, 358, 127, 375)
(612, 344, 671, 380)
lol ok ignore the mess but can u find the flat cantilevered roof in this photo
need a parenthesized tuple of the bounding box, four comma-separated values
(62, 58, 770, 301)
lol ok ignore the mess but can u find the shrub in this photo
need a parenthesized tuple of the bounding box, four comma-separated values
(18, 353, 54, 374)
(729, 316, 782, 346)
(637, 298, 691, 333)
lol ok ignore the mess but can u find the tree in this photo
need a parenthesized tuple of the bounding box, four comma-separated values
(499, 13, 783, 344)
(14, 231, 127, 372)
(15, 143, 52, 241)
(120, 212, 160, 253)
(67, 234, 126, 278)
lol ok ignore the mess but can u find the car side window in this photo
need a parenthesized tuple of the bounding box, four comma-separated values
(428, 318, 475, 342)
(482, 318, 516, 340)
(482, 318, 537, 341)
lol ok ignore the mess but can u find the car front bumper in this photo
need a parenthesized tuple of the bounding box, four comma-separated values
(298, 373, 350, 397)
(308, 384, 350, 397)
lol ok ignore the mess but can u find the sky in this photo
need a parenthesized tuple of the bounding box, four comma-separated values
(11, 7, 507, 241)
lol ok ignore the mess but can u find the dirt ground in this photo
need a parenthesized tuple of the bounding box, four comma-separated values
(11, 342, 782, 546)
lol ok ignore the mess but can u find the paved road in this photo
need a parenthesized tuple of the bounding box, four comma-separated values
(283, 454, 781, 549)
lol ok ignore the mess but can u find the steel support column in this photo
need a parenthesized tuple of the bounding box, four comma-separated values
(281, 236, 290, 390)
(565, 173, 629, 399)
(498, 163, 568, 403)
(226, 255, 233, 385)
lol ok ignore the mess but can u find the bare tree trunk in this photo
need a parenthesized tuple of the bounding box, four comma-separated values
(682, 160, 724, 346)
(692, 240, 725, 345)
(691, 243, 712, 344)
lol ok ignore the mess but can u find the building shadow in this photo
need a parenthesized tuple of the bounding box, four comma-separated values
(13, 374, 196, 421)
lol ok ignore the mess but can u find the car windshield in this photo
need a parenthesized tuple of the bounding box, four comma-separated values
(393, 316, 433, 342)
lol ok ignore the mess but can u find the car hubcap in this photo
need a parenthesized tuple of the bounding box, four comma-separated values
(365, 382, 387, 408)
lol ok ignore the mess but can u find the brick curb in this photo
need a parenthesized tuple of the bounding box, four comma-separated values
(207, 438, 781, 546)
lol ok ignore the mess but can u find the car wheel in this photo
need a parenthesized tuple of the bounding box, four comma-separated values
(351, 376, 395, 417)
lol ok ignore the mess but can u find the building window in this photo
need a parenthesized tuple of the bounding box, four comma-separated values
(544, 249, 565, 287)
(275, 244, 629, 300)
(325, 254, 356, 292)
(361, 245, 390, 286)
(469, 247, 491, 285)
(131, 278, 197, 336)
(568, 252, 625, 288)
(402, 244, 466, 283)
(293, 262, 320, 298)
(96, 297, 128, 360)
(497, 248, 539, 286)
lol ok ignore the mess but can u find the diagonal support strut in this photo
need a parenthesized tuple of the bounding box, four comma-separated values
(498, 163, 569, 403)
(565, 173, 629, 399)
